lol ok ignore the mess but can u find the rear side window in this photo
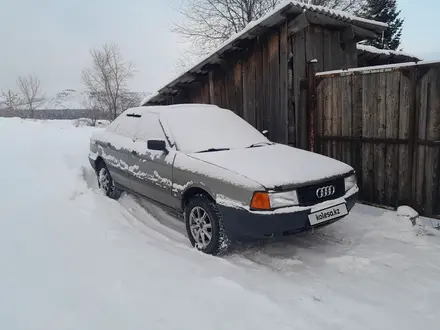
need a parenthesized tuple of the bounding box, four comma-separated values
(136, 113, 166, 142)
(112, 116, 140, 139)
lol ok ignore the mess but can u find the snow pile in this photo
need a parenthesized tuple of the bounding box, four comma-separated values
(397, 205, 419, 222)
(397, 206, 439, 236)
(1, 118, 440, 329)
(73, 117, 95, 127)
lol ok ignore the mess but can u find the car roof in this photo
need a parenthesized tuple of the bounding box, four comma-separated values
(123, 104, 226, 117)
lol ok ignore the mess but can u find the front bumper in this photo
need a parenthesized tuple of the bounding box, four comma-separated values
(218, 189, 358, 241)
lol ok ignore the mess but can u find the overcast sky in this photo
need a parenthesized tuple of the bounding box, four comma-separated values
(0, 0, 439, 96)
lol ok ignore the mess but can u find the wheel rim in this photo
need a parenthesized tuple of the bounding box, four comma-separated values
(98, 168, 112, 193)
(189, 206, 212, 248)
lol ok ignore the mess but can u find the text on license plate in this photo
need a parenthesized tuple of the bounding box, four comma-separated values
(308, 203, 348, 226)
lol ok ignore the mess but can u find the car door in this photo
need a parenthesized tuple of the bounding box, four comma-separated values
(100, 114, 139, 189)
(129, 112, 176, 208)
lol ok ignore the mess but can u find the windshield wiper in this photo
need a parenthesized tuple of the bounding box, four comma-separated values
(247, 142, 273, 148)
(196, 148, 230, 153)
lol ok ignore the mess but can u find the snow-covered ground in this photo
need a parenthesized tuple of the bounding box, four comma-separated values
(1, 118, 439, 330)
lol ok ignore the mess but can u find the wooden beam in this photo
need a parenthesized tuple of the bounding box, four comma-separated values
(341, 26, 356, 43)
(306, 12, 346, 29)
(178, 74, 197, 83)
(351, 24, 379, 40)
(208, 71, 215, 103)
(247, 25, 268, 36)
(173, 82, 190, 90)
(306, 11, 378, 40)
(288, 12, 310, 35)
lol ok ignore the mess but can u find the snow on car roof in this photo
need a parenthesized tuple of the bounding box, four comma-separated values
(124, 104, 223, 116)
(121, 104, 269, 153)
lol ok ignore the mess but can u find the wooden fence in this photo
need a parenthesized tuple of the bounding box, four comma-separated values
(314, 61, 440, 217)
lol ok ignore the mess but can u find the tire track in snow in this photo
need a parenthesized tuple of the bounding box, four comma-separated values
(80, 165, 189, 249)
(79, 165, 424, 281)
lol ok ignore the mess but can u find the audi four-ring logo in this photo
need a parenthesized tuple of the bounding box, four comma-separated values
(316, 185, 336, 198)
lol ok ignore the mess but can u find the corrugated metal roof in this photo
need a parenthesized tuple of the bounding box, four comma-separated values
(143, 1, 388, 105)
(356, 44, 421, 67)
(357, 44, 421, 61)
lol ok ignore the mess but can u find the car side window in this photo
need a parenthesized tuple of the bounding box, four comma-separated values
(136, 113, 167, 144)
(113, 115, 140, 140)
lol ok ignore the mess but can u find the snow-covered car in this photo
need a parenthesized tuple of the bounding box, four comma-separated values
(88, 104, 359, 254)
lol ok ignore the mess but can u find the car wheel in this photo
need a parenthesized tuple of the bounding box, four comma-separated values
(184, 195, 230, 255)
(97, 162, 122, 199)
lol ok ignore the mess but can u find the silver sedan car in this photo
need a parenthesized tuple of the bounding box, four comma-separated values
(89, 104, 358, 255)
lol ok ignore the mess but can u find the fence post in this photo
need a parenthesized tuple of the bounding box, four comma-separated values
(307, 59, 318, 152)
(407, 65, 431, 213)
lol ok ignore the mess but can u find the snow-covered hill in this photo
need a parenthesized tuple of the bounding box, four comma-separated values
(39, 89, 88, 110)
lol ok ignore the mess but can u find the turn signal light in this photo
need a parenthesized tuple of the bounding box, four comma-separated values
(250, 192, 271, 210)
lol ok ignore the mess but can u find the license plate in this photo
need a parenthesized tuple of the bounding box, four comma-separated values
(308, 203, 348, 226)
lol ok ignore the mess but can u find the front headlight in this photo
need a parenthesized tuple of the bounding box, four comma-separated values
(269, 190, 299, 208)
(344, 174, 357, 191)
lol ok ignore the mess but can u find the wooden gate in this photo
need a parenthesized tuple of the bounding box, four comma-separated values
(314, 62, 440, 217)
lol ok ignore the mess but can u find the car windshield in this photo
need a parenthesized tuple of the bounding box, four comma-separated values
(161, 106, 270, 153)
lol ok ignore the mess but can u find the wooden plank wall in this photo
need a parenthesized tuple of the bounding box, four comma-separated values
(172, 23, 357, 147)
(177, 25, 290, 144)
(292, 25, 357, 149)
(316, 62, 440, 217)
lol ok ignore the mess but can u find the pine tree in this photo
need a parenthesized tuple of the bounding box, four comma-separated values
(360, 0, 404, 50)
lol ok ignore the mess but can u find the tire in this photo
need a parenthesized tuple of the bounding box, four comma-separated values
(96, 162, 122, 199)
(184, 195, 230, 255)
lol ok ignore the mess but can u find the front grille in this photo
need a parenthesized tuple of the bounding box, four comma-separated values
(297, 178, 345, 206)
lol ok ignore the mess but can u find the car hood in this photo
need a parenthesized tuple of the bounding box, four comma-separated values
(189, 144, 353, 189)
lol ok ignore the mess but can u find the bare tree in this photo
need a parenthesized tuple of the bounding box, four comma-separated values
(16, 75, 43, 118)
(82, 94, 102, 126)
(81, 43, 135, 120)
(173, 0, 365, 56)
(119, 92, 143, 111)
(174, 51, 196, 75)
(1, 89, 21, 110)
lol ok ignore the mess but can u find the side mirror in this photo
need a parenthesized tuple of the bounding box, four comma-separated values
(147, 139, 167, 152)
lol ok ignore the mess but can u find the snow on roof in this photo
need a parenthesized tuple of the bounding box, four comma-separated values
(143, 1, 388, 106)
(316, 60, 440, 77)
(357, 44, 421, 61)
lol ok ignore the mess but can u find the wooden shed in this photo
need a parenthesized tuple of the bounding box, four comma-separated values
(143, 1, 387, 149)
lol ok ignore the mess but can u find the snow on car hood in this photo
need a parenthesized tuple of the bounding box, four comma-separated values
(189, 144, 354, 189)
